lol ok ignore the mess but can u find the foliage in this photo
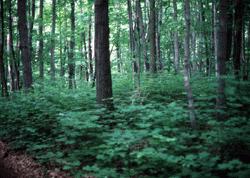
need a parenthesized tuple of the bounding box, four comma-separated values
(0, 74, 250, 177)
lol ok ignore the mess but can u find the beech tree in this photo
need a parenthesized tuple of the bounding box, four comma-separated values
(95, 0, 113, 106)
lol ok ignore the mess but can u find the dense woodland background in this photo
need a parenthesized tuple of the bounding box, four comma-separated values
(0, 0, 250, 177)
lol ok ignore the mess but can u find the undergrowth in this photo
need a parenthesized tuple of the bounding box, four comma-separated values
(0, 74, 250, 178)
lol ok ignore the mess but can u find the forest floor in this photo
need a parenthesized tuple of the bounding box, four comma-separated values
(0, 141, 71, 178)
(0, 74, 250, 177)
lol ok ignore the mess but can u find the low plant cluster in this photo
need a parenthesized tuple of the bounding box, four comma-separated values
(0, 74, 250, 178)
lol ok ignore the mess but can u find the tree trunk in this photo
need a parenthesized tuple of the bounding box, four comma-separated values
(149, 0, 157, 73)
(213, 2, 218, 77)
(173, 0, 180, 74)
(88, 16, 93, 82)
(184, 0, 196, 129)
(38, 0, 44, 79)
(200, 2, 210, 76)
(95, 0, 113, 107)
(50, 0, 56, 80)
(216, 0, 229, 115)
(18, 0, 33, 90)
(156, 0, 163, 70)
(8, 0, 19, 91)
(0, 0, 8, 96)
(68, 0, 75, 89)
(83, 31, 89, 81)
(233, 0, 244, 79)
(29, 0, 35, 59)
(137, 0, 148, 72)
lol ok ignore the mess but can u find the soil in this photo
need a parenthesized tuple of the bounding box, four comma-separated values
(0, 141, 71, 178)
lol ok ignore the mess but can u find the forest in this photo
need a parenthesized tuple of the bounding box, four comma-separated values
(0, 0, 250, 177)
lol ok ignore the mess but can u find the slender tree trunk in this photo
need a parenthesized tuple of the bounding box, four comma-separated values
(95, 0, 113, 107)
(0, 0, 8, 96)
(156, 0, 163, 70)
(216, 0, 229, 115)
(68, 0, 75, 89)
(83, 31, 89, 81)
(184, 0, 196, 129)
(137, 0, 148, 72)
(8, 0, 19, 91)
(149, 0, 157, 73)
(38, 0, 44, 79)
(88, 16, 93, 82)
(173, 0, 180, 74)
(50, 0, 56, 80)
(213, 2, 218, 77)
(29, 0, 35, 59)
(200, 2, 210, 76)
(233, 0, 244, 79)
(18, 0, 33, 90)
(226, 0, 233, 62)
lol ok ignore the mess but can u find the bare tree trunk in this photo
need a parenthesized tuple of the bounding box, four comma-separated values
(0, 0, 8, 96)
(18, 0, 33, 90)
(233, 0, 244, 80)
(68, 0, 75, 89)
(213, 2, 218, 77)
(173, 0, 179, 74)
(95, 0, 113, 108)
(184, 0, 196, 129)
(216, 0, 229, 115)
(149, 0, 157, 73)
(38, 0, 44, 79)
(29, 0, 35, 59)
(83, 31, 89, 81)
(156, 0, 163, 70)
(8, 0, 19, 91)
(50, 0, 56, 80)
(137, 0, 148, 72)
(88, 16, 93, 82)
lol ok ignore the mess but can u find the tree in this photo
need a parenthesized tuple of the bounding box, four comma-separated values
(0, 0, 8, 96)
(233, 0, 244, 79)
(38, 0, 44, 79)
(50, 0, 56, 80)
(149, 0, 157, 73)
(183, 0, 196, 128)
(216, 0, 230, 115)
(18, 0, 33, 90)
(68, 0, 76, 89)
(8, 0, 19, 91)
(173, 0, 180, 74)
(95, 0, 113, 107)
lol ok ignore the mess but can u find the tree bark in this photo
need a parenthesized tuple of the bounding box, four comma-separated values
(233, 0, 244, 79)
(8, 0, 19, 91)
(18, 0, 33, 90)
(0, 0, 8, 96)
(213, 2, 219, 77)
(149, 0, 157, 73)
(95, 0, 113, 107)
(173, 0, 179, 74)
(50, 0, 56, 80)
(38, 0, 44, 79)
(68, 0, 76, 89)
(88, 16, 93, 82)
(29, 0, 35, 59)
(184, 0, 196, 129)
(216, 0, 229, 114)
